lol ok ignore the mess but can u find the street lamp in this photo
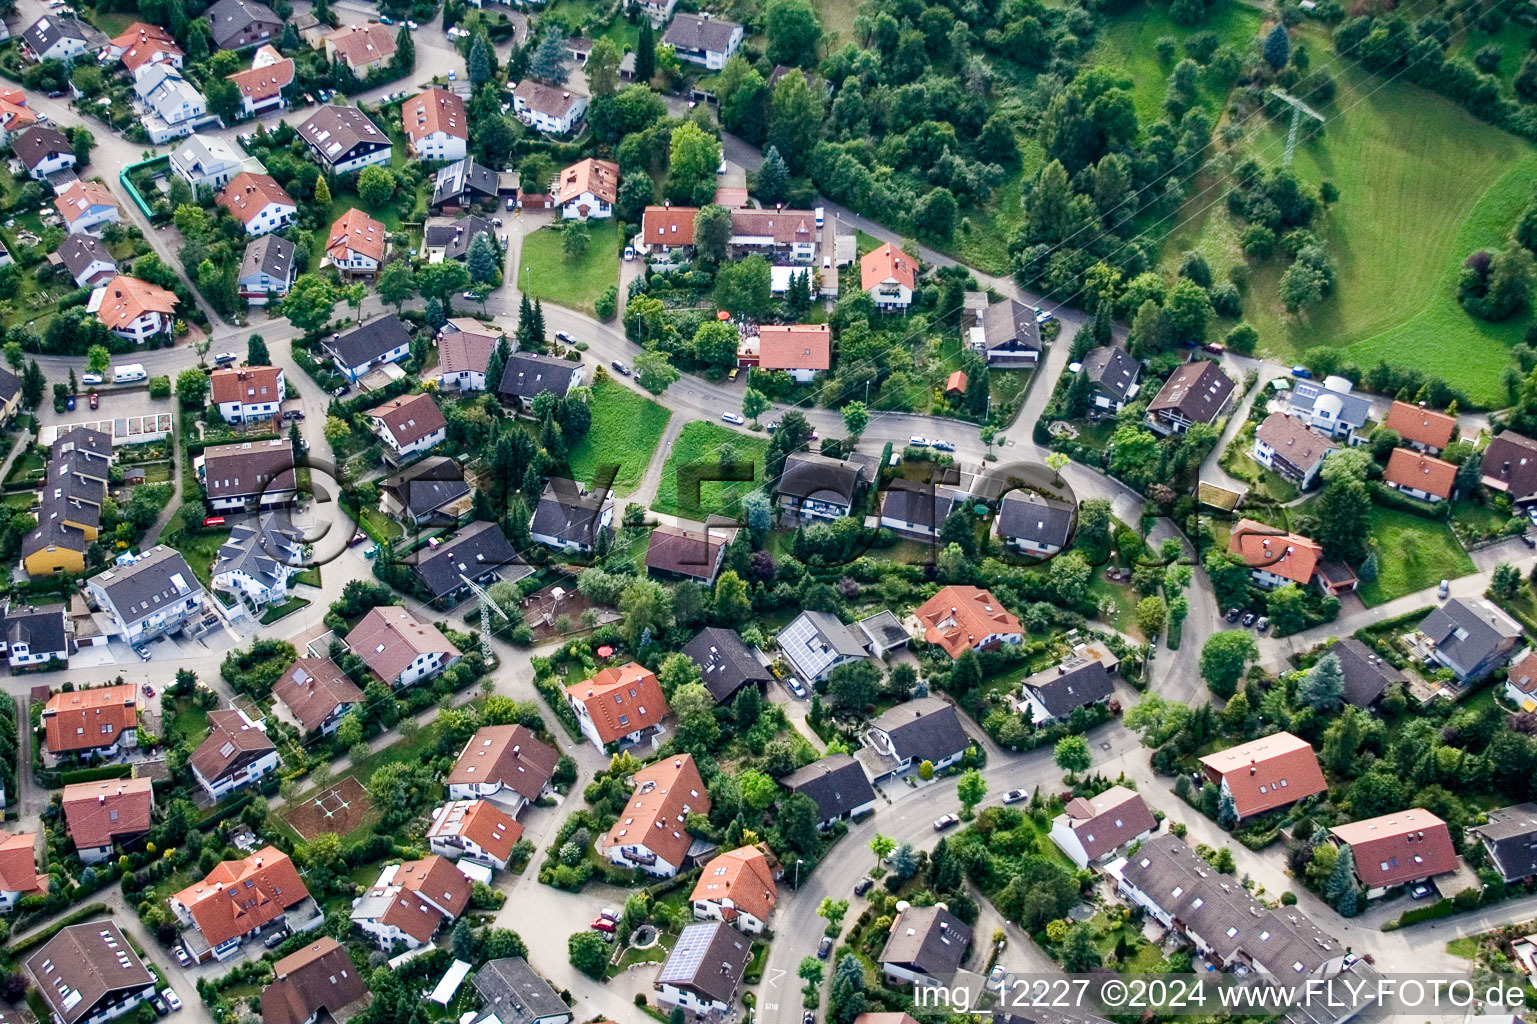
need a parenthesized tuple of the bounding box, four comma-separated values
(795, 857, 804, 889)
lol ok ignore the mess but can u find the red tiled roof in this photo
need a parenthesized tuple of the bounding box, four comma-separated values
(1509, 649, 1537, 695)
(61, 777, 153, 850)
(861, 242, 915, 292)
(912, 586, 1022, 659)
(426, 799, 522, 862)
(1330, 808, 1459, 888)
(271, 657, 363, 733)
(756, 324, 830, 372)
(210, 365, 284, 405)
(690, 845, 777, 923)
(91, 275, 177, 331)
(402, 87, 467, 144)
(53, 181, 118, 227)
(173, 847, 310, 948)
(43, 683, 136, 753)
(395, 854, 471, 917)
(217, 173, 295, 226)
(368, 392, 446, 449)
(444, 724, 558, 800)
(567, 662, 669, 744)
(945, 370, 966, 394)
(601, 754, 709, 870)
(641, 205, 697, 246)
(556, 158, 619, 207)
(0, 832, 43, 895)
(1227, 518, 1322, 586)
(227, 58, 294, 105)
(1385, 447, 1457, 499)
(1384, 401, 1456, 450)
(325, 21, 396, 67)
(1198, 731, 1327, 819)
(326, 208, 385, 263)
(345, 605, 459, 683)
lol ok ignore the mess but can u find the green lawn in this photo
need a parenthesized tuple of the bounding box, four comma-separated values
(1359, 506, 1475, 606)
(1092, 0, 1262, 125)
(651, 421, 770, 521)
(565, 377, 671, 497)
(1446, 936, 1481, 960)
(519, 220, 620, 316)
(260, 597, 311, 624)
(1162, 25, 1535, 405)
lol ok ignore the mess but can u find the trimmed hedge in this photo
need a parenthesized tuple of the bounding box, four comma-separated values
(1368, 482, 1452, 520)
(59, 764, 133, 785)
(1386, 898, 1454, 929)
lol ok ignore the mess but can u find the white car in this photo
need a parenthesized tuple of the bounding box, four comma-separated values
(624, 246, 636, 261)
(909, 436, 931, 447)
(213, 351, 237, 365)
(407, 19, 419, 28)
(721, 412, 745, 425)
(162, 990, 182, 1012)
(786, 677, 807, 699)
(81, 372, 102, 385)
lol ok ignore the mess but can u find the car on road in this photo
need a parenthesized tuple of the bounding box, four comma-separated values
(141, 684, 155, 698)
(590, 917, 615, 933)
(1410, 884, 1433, 900)
(611, 361, 630, 376)
(1241, 612, 1256, 627)
(930, 440, 955, 452)
(378, 14, 393, 22)
(1290, 365, 1313, 379)
(173, 946, 189, 966)
(933, 813, 960, 832)
(555, 331, 575, 343)
(722, 412, 745, 425)
(817, 937, 834, 959)
(214, 351, 237, 365)
(909, 436, 931, 447)
(1439, 578, 1451, 599)
(786, 677, 807, 699)
(81, 372, 102, 385)
(853, 876, 873, 896)
(88, 391, 98, 409)
(1226, 607, 1241, 622)
(1001, 789, 1028, 804)
(162, 990, 181, 1013)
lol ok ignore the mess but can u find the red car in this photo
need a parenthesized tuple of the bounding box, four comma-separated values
(88, 391, 98, 409)
(141, 684, 155, 698)
(590, 917, 615, 933)
(203, 516, 226, 527)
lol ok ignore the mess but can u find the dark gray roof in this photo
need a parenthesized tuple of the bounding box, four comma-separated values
(297, 105, 390, 166)
(880, 481, 960, 531)
(205, 0, 281, 47)
(996, 490, 1073, 549)
(1081, 346, 1138, 401)
(656, 922, 750, 1006)
(325, 314, 411, 369)
(878, 904, 971, 975)
(1420, 598, 1523, 677)
(1482, 430, 1537, 503)
(1119, 834, 1342, 976)
(432, 158, 500, 207)
(682, 627, 771, 703)
(1326, 638, 1404, 708)
(424, 215, 496, 262)
(856, 610, 909, 649)
(778, 452, 865, 504)
(51, 427, 111, 465)
(1474, 804, 1537, 882)
(89, 545, 204, 623)
(1147, 359, 1234, 425)
(780, 754, 874, 822)
(662, 12, 740, 53)
(980, 298, 1041, 353)
(530, 478, 607, 547)
(1, 603, 67, 656)
(241, 234, 294, 282)
(470, 957, 567, 1024)
(213, 514, 301, 591)
(57, 234, 116, 283)
(24, 14, 95, 55)
(0, 366, 20, 407)
(45, 458, 102, 519)
(12, 126, 73, 172)
(499, 353, 578, 401)
(1023, 655, 1114, 720)
(380, 456, 470, 520)
(868, 697, 969, 764)
(23, 493, 90, 560)
(407, 520, 530, 600)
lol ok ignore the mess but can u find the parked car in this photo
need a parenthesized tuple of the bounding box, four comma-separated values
(931, 439, 955, 452)
(162, 990, 181, 1013)
(1034, 307, 1055, 324)
(378, 14, 393, 22)
(1410, 884, 1433, 900)
(64, 394, 74, 411)
(141, 684, 155, 698)
(600, 907, 620, 921)
(610, 361, 630, 376)
(721, 412, 745, 425)
(263, 928, 289, 949)
(728, 367, 739, 381)
(136, 647, 152, 662)
(283, 409, 304, 420)
(804, 1013, 816, 1024)
(203, 516, 225, 527)
(1241, 612, 1256, 627)
(406, 19, 419, 28)
(1256, 617, 1270, 632)
(364, 545, 380, 560)
(331, 384, 350, 397)
(88, 391, 98, 409)
(1290, 365, 1313, 379)
(1523, 534, 1536, 549)
(786, 677, 807, 699)
(81, 372, 102, 385)
(623, 246, 636, 261)
(590, 917, 615, 933)
(817, 937, 834, 959)
(1226, 607, 1241, 622)
(1203, 342, 1226, 355)
(853, 876, 874, 897)
(555, 331, 574, 343)
(1001, 789, 1028, 804)
(987, 966, 1007, 992)
(1439, 578, 1451, 599)
(148, 996, 168, 1018)
(909, 436, 932, 447)
(933, 813, 960, 831)
(349, 530, 367, 547)
(172, 946, 189, 967)
(507, 196, 517, 210)
(214, 351, 237, 365)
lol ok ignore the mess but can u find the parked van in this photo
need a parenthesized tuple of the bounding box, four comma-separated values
(113, 363, 147, 383)
(815, 206, 825, 228)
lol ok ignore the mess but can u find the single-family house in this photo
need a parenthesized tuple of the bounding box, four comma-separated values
(467, 959, 570, 1024)
(861, 243, 914, 311)
(85, 545, 204, 645)
(196, 439, 298, 512)
(691, 846, 776, 933)
(211, 365, 286, 424)
(780, 754, 875, 828)
(530, 477, 612, 552)
(0, 603, 69, 670)
(567, 662, 669, 752)
(638, 205, 697, 255)
(379, 456, 472, 527)
(738, 324, 830, 382)
(260, 938, 366, 1024)
(206, 0, 282, 50)
(498, 352, 583, 405)
(423, 215, 497, 263)
(599, 753, 709, 877)
(189, 708, 278, 800)
(878, 481, 964, 540)
(965, 295, 1041, 367)
(134, 65, 206, 143)
(403, 87, 468, 162)
(1018, 641, 1118, 724)
(681, 627, 771, 704)
(1049, 785, 1157, 868)
(1288, 375, 1371, 440)
(1482, 430, 1537, 505)
(13, 126, 75, 180)
(1384, 447, 1458, 503)
(218, 172, 297, 236)
(25, 922, 156, 1024)
(859, 697, 970, 781)
(661, 13, 743, 69)
(227, 53, 294, 118)
(407, 520, 530, 607)
(1473, 804, 1537, 884)
(1384, 400, 1456, 454)
(42, 683, 136, 760)
(776, 451, 868, 521)
(654, 922, 751, 1014)
(427, 800, 523, 871)
(1330, 809, 1460, 900)
(114, 24, 184, 83)
(368, 392, 447, 462)
(431, 156, 502, 209)
(23, 15, 95, 62)
(297, 105, 392, 175)
(324, 22, 396, 74)
(1080, 346, 1140, 411)
(445, 724, 558, 815)
(325, 314, 411, 381)
(1326, 637, 1406, 709)
(1253, 412, 1337, 489)
(0, 832, 43, 911)
(1419, 597, 1524, 682)
(912, 585, 1022, 658)
(237, 234, 295, 305)
(777, 610, 871, 684)
(53, 180, 119, 235)
(167, 133, 242, 190)
(350, 856, 471, 950)
(878, 905, 971, 987)
(0, 88, 37, 146)
(1146, 359, 1234, 435)
(434, 319, 504, 391)
(88, 274, 177, 342)
(994, 489, 1074, 556)
(60, 778, 153, 863)
(325, 207, 386, 281)
(211, 515, 303, 609)
(55, 232, 116, 288)
(556, 158, 618, 219)
(1198, 732, 1327, 822)
(272, 658, 364, 737)
(645, 524, 727, 584)
(727, 208, 817, 262)
(169, 847, 316, 962)
(345, 606, 461, 689)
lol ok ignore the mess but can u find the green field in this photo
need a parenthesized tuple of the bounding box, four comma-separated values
(1163, 26, 1535, 406)
(519, 220, 620, 316)
(1358, 506, 1475, 606)
(651, 421, 770, 521)
(566, 376, 671, 497)
(1092, 0, 1262, 125)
